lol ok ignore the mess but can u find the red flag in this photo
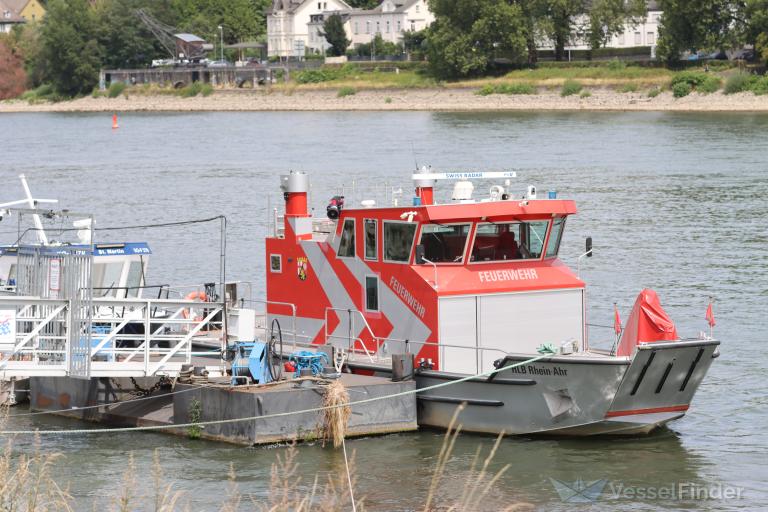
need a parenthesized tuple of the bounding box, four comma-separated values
(706, 302, 716, 327)
(613, 305, 622, 336)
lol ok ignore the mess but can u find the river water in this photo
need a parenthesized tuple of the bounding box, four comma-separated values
(1, 111, 766, 510)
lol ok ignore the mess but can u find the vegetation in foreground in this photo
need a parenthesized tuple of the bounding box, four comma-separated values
(0, 404, 527, 511)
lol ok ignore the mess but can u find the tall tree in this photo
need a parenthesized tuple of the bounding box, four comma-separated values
(746, 0, 768, 62)
(657, 0, 746, 61)
(40, 0, 102, 96)
(0, 36, 26, 99)
(426, 0, 528, 78)
(322, 13, 350, 56)
(94, 0, 170, 69)
(402, 28, 427, 59)
(171, 0, 267, 45)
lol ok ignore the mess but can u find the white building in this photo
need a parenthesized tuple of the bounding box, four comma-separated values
(267, 0, 352, 58)
(607, 3, 662, 49)
(541, 1, 662, 52)
(269, 0, 434, 58)
(345, 0, 433, 48)
(272, 0, 659, 59)
(0, 1, 25, 34)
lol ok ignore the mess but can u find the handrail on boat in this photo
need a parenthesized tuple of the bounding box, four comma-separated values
(239, 298, 298, 350)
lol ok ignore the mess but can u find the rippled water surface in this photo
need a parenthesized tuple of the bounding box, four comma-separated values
(1, 111, 767, 510)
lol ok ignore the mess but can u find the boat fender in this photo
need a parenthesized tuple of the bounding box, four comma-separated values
(182, 291, 209, 322)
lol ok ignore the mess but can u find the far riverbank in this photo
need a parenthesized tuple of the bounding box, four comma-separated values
(3, 88, 768, 113)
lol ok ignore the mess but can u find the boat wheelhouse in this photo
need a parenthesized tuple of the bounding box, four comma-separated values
(264, 170, 720, 436)
(267, 171, 584, 374)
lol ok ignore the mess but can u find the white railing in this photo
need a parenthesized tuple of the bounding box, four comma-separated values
(239, 298, 299, 351)
(0, 296, 226, 378)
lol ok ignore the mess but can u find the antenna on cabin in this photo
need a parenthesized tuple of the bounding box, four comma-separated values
(411, 141, 419, 171)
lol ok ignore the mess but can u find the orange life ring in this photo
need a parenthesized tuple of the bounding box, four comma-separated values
(182, 291, 208, 322)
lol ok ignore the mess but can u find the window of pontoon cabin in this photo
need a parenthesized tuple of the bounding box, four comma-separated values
(383, 221, 417, 263)
(418, 223, 471, 263)
(364, 219, 377, 260)
(470, 221, 550, 262)
(545, 217, 566, 258)
(92, 261, 124, 297)
(125, 260, 145, 298)
(365, 275, 379, 311)
(337, 218, 355, 258)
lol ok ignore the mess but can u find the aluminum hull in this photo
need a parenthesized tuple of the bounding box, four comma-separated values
(350, 339, 719, 436)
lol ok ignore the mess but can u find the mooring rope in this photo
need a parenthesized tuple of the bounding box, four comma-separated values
(0, 353, 551, 436)
(342, 437, 357, 512)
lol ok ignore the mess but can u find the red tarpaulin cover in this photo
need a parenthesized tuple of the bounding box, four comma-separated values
(615, 289, 678, 357)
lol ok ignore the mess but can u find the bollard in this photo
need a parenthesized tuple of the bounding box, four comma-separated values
(391, 353, 414, 382)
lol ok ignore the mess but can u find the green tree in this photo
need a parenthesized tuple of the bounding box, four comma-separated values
(346, 0, 380, 8)
(426, 0, 528, 78)
(322, 13, 350, 56)
(657, 0, 746, 61)
(40, 0, 102, 96)
(8, 22, 44, 87)
(402, 29, 427, 59)
(746, 0, 768, 62)
(172, 0, 268, 46)
(94, 0, 170, 69)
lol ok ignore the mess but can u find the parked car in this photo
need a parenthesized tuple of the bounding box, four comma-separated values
(732, 48, 756, 61)
(207, 60, 231, 68)
(707, 50, 728, 60)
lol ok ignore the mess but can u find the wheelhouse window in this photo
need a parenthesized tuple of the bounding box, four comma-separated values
(526, 221, 548, 257)
(337, 218, 355, 258)
(545, 217, 566, 258)
(418, 223, 471, 263)
(471, 221, 550, 262)
(365, 275, 379, 311)
(383, 221, 417, 262)
(364, 219, 377, 260)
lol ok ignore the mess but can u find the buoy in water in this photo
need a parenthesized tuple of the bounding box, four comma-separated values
(112, 114, 119, 129)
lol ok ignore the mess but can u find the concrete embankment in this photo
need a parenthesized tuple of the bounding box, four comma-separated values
(3, 88, 768, 112)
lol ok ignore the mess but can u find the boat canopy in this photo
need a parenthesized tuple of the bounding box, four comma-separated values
(615, 289, 678, 356)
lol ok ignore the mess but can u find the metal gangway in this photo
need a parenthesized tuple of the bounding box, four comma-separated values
(0, 295, 226, 379)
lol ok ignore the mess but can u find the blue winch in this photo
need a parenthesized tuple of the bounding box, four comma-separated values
(230, 319, 284, 386)
(230, 341, 274, 385)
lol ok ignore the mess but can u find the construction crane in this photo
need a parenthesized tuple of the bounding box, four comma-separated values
(135, 8, 211, 62)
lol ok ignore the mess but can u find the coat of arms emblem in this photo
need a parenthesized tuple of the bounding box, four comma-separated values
(297, 257, 308, 281)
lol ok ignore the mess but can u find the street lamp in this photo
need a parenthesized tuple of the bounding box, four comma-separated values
(218, 25, 224, 63)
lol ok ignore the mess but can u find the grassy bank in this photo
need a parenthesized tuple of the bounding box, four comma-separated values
(9, 60, 767, 106)
(276, 60, 765, 99)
